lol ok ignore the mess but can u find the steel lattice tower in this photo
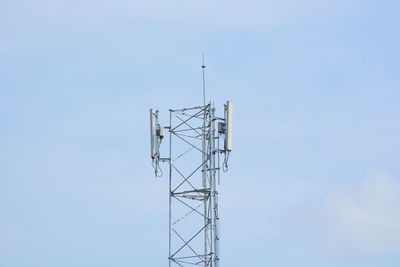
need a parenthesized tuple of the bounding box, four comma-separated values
(150, 64, 232, 267)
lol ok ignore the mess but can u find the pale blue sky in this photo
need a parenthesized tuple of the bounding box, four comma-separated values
(1, 0, 400, 266)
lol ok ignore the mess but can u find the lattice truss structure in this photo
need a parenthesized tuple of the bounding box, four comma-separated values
(167, 104, 222, 267)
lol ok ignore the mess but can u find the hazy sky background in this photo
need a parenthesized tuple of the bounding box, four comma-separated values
(1, 0, 400, 266)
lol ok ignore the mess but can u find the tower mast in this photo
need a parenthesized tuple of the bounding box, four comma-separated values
(149, 60, 232, 267)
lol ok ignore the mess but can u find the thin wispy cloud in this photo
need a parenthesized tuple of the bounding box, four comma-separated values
(322, 172, 400, 253)
(287, 172, 400, 255)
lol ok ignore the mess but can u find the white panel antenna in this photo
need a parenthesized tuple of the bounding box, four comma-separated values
(149, 109, 157, 158)
(225, 101, 233, 151)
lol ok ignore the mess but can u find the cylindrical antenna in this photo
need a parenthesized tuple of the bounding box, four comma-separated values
(201, 53, 206, 107)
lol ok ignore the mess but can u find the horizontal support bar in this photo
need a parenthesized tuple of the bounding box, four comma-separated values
(173, 188, 211, 195)
(169, 105, 208, 112)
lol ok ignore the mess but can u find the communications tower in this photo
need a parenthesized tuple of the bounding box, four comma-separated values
(149, 61, 233, 267)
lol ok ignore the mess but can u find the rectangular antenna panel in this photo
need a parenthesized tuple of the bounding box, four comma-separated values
(225, 101, 233, 151)
(150, 109, 157, 158)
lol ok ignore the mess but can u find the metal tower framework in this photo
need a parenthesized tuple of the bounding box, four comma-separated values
(167, 103, 222, 267)
(150, 60, 233, 267)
